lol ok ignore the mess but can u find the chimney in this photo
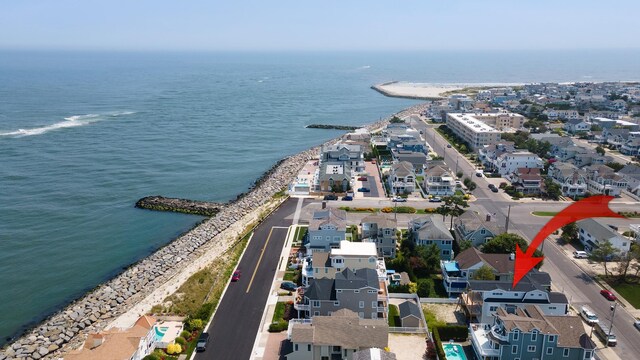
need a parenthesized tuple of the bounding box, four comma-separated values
(509, 253, 515, 261)
(322, 201, 327, 209)
(486, 214, 492, 221)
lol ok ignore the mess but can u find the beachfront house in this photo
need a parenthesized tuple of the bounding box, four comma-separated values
(493, 151, 543, 176)
(387, 161, 416, 195)
(408, 216, 454, 260)
(440, 248, 512, 297)
(469, 306, 595, 360)
(577, 218, 630, 254)
(548, 162, 587, 198)
(306, 207, 347, 255)
(360, 214, 398, 258)
(285, 309, 389, 360)
(65, 316, 157, 360)
(423, 164, 456, 196)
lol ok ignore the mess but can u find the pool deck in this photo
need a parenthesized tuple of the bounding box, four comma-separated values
(155, 320, 184, 347)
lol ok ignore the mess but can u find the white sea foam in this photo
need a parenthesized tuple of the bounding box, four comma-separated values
(0, 111, 136, 138)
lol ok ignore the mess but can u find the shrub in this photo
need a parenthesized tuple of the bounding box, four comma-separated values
(417, 278, 434, 297)
(268, 320, 289, 332)
(381, 207, 393, 213)
(193, 302, 214, 322)
(180, 330, 191, 339)
(166, 343, 182, 354)
(436, 325, 469, 341)
(174, 336, 187, 347)
(142, 354, 160, 360)
(432, 327, 446, 360)
(186, 318, 204, 331)
(395, 206, 416, 214)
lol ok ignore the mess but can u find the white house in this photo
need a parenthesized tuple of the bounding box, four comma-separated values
(423, 164, 456, 196)
(493, 151, 543, 176)
(548, 162, 588, 198)
(563, 119, 590, 134)
(577, 218, 631, 254)
(388, 161, 416, 195)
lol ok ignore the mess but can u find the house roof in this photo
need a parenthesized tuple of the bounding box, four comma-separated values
(398, 301, 422, 320)
(467, 271, 552, 292)
(546, 316, 596, 349)
(360, 214, 398, 230)
(334, 268, 379, 290)
(310, 208, 347, 232)
(65, 316, 156, 360)
(304, 278, 336, 301)
(353, 348, 397, 360)
(454, 248, 513, 274)
(567, 118, 587, 125)
(391, 161, 414, 177)
(331, 241, 377, 257)
(312, 251, 331, 268)
(290, 309, 388, 349)
(620, 163, 640, 175)
(424, 164, 452, 177)
(577, 218, 619, 242)
(454, 211, 504, 239)
(409, 216, 454, 241)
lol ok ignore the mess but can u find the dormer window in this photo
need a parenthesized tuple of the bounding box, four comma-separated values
(531, 330, 538, 341)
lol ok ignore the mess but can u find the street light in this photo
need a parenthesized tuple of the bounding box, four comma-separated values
(606, 302, 618, 347)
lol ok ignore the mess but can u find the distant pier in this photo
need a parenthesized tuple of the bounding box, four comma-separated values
(135, 195, 223, 217)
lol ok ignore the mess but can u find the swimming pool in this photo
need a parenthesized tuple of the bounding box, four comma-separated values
(442, 343, 468, 360)
(154, 326, 168, 342)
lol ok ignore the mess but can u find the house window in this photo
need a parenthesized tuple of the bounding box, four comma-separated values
(531, 330, 538, 342)
(312, 300, 320, 308)
(584, 351, 592, 359)
(314, 311, 320, 316)
(295, 344, 298, 351)
(372, 301, 377, 308)
(527, 345, 536, 352)
(548, 335, 555, 342)
(337, 289, 342, 293)
(359, 301, 365, 308)
(489, 306, 498, 312)
(308, 344, 311, 351)
(334, 301, 340, 307)
(358, 312, 364, 318)
(333, 346, 341, 352)
(563, 348, 570, 357)
(513, 330, 520, 341)
(512, 345, 518, 354)
(368, 290, 376, 293)
(546, 348, 553, 355)
(354, 290, 360, 293)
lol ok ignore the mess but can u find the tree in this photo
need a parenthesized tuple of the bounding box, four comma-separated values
(459, 240, 473, 252)
(417, 278, 434, 297)
(544, 178, 561, 200)
(595, 146, 606, 156)
(472, 265, 496, 280)
(560, 223, 578, 244)
(605, 162, 624, 172)
(456, 171, 463, 179)
(482, 233, 544, 268)
(467, 181, 477, 191)
(590, 240, 620, 278)
(591, 124, 603, 132)
(416, 243, 442, 275)
(440, 196, 469, 229)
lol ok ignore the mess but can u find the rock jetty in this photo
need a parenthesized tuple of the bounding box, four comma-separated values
(0, 103, 427, 360)
(135, 196, 224, 217)
(305, 124, 359, 131)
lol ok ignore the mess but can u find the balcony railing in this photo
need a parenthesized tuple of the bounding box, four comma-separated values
(294, 303, 310, 311)
(490, 325, 508, 342)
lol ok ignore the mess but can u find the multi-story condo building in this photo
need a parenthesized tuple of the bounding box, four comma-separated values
(301, 240, 387, 287)
(408, 216, 455, 260)
(422, 164, 456, 196)
(470, 305, 595, 360)
(446, 113, 501, 150)
(295, 267, 387, 320)
(306, 208, 347, 255)
(577, 218, 631, 254)
(583, 165, 627, 196)
(469, 112, 526, 132)
(493, 151, 543, 176)
(360, 215, 398, 258)
(461, 272, 568, 324)
(285, 309, 389, 360)
(548, 163, 588, 198)
(440, 248, 511, 296)
(387, 161, 415, 195)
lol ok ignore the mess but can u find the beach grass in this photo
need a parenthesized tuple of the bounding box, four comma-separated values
(531, 211, 558, 216)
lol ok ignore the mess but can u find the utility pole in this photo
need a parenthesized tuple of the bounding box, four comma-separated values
(505, 205, 511, 232)
(455, 156, 459, 174)
(606, 302, 618, 347)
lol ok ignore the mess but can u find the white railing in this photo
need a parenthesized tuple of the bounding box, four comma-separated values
(419, 298, 458, 304)
(294, 303, 310, 311)
(389, 326, 428, 334)
(287, 319, 313, 339)
(490, 325, 508, 342)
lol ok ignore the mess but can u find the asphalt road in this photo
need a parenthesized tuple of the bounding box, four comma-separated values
(195, 198, 298, 360)
(423, 123, 640, 359)
(363, 175, 379, 197)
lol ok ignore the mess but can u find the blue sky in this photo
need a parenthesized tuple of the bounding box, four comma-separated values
(2, 0, 638, 51)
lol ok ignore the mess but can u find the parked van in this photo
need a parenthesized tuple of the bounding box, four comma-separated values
(580, 306, 599, 325)
(573, 251, 588, 259)
(594, 323, 617, 346)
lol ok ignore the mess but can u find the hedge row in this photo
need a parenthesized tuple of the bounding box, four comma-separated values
(432, 327, 447, 360)
(436, 325, 468, 341)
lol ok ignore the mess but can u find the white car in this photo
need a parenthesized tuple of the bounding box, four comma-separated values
(580, 306, 599, 325)
(634, 319, 640, 331)
(392, 197, 407, 202)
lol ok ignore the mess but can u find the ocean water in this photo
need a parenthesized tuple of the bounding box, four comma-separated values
(1, 50, 639, 343)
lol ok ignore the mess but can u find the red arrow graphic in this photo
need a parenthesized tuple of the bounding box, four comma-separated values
(512, 195, 624, 288)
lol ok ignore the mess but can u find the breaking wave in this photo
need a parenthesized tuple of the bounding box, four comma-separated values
(0, 111, 136, 138)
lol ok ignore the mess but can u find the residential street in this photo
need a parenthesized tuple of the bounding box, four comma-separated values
(195, 198, 298, 360)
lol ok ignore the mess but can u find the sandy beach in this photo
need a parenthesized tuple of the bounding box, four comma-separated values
(373, 81, 526, 99)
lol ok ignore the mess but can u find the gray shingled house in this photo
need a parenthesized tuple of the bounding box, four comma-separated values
(408, 216, 454, 260)
(307, 208, 347, 255)
(360, 214, 398, 258)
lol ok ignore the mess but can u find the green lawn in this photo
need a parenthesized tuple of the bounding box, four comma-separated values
(423, 307, 446, 329)
(294, 226, 308, 242)
(388, 304, 400, 327)
(608, 280, 640, 308)
(531, 211, 558, 216)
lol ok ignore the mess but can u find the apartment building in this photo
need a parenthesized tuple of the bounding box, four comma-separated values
(446, 113, 501, 150)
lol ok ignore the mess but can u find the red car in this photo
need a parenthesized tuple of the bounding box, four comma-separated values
(600, 289, 617, 301)
(358, 177, 368, 181)
(232, 270, 241, 282)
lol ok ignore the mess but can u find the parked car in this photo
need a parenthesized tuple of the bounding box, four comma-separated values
(357, 187, 371, 192)
(392, 197, 407, 202)
(573, 250, 588, 259)
(634, 319, 640, 331)
(342, 196, 353, 201)
(231, 270, 241, 282)
(358, 177, 368, 181)
(475, 172, 483, 177)
(600, 289, 617, 301)
(446, 144, 452, 148)
(594, 322, 617, 346)
(196, 332, 210, 352)
(490, 187, 499, 193)
(280, 281, 298, 291)
(580, 306, 599, 325)
(429, 197, 442, 203)
(323, 194, 338, 200)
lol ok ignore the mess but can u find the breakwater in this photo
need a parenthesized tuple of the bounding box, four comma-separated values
(135, 196, 224, 217)
(0, 103, 427, 360)
(305, 124, 360, 131)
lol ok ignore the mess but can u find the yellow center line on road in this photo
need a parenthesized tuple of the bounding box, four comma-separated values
(246, 227, 275, 293)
